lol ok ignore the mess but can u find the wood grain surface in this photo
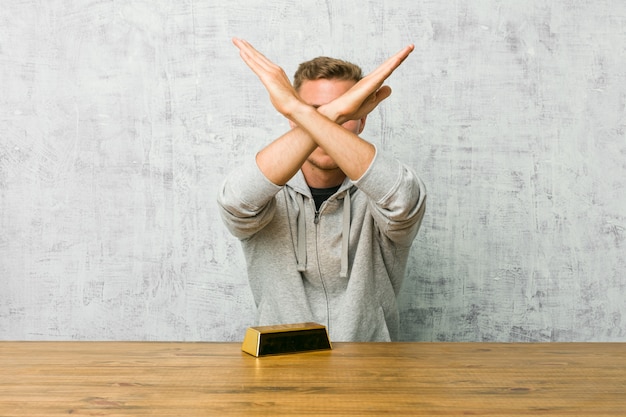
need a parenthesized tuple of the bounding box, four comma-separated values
(1, 342, 625, 416)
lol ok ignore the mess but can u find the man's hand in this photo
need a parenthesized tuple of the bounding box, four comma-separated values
(320, 44, 415, 124)
(233, 38, 414, 124)
(232, 38, 304, 119)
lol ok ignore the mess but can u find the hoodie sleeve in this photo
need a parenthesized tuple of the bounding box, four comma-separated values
(217, 159, 284, 240)
(353, 147, 427, 247)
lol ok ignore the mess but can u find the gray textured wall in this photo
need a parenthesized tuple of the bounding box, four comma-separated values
(1, 1, 625, 342)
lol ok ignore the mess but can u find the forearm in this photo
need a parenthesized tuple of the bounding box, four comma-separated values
(256, 104, 375, 185)
(255, 126, 317, 185)
(290, 104, 376, 181)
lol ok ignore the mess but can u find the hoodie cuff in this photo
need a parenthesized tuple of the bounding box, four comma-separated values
(234, 160, 284, 208)
(353, 147, 403, 203)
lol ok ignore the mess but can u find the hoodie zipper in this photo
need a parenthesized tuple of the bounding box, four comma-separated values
(312, 201, 331, 331)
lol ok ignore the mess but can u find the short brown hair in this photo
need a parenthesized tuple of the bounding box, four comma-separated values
(293, 56, 363, 91)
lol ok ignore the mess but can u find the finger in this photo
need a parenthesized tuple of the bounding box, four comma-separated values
(370, 44, 414, 80)
(233, 38, 266, 72)
(345, 44, 413, 102)
(233, 38, 278, 74)
(374, 86, 392, 103)
(235, 40, 292, 95)
(365, 86, 393, 111)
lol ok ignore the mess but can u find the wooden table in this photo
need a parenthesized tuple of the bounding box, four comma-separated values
(1, 342, 625, 416)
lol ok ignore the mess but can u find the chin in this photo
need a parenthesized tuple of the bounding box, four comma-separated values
(310, 158, 339, 171)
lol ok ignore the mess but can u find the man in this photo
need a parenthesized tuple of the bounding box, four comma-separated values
(218, 39, 426, 341)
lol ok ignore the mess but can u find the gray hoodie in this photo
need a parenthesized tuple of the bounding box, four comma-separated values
(217, 147, 426, 341)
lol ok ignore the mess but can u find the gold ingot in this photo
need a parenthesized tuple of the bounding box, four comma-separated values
(241, 322, 332, 357)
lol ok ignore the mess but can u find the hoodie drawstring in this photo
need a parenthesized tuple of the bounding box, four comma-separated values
(296, 194, 307, 272)
(340, 188, 351, 278)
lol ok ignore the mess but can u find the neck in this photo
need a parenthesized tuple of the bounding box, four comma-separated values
(301, 164, 346, 188)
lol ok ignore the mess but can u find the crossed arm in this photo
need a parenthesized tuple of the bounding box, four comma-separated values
(232, 38, 414, 185)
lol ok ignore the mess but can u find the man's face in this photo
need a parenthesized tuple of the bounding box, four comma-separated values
(295, 78, 366, 172)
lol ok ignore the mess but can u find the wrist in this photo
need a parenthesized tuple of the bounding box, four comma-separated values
(289, 101, 319, 125)
(317, 103, 344, 124)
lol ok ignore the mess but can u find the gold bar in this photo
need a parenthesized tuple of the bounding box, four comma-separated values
(241, 322, 332, 357)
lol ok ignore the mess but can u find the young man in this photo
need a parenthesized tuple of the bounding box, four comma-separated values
(218, 39, 426, 341)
